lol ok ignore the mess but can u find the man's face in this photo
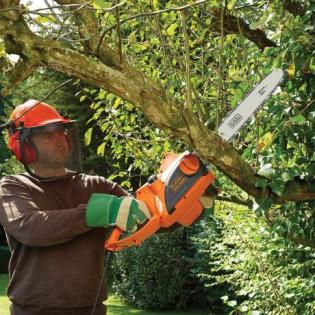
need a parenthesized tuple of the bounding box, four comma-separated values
(31, 128, 70, 167)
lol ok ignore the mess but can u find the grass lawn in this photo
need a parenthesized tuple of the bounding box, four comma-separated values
(0, 274, 209, 315)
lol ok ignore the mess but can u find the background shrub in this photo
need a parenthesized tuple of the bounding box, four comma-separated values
(190, 203, 315, 315)
(0, 246, 10, 274)
(110, 228, 209, 310)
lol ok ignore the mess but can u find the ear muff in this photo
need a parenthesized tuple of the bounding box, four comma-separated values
(22, 137, 37, 164)
(8, 131, 37, 164)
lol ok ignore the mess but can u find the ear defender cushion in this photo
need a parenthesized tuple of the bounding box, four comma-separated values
(23, 137, 37, 164)
(9, 132, 37, 164)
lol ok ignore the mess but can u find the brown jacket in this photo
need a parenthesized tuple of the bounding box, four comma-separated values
(0, 173, 127, 314)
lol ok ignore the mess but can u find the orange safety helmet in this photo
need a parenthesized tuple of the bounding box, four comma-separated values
(7, 100, 82, 179)
(8, 100, 71, 164)
(9, 99, 70, 129)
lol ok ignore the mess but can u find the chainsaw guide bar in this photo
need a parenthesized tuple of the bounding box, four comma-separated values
(218, 69, 284, 141)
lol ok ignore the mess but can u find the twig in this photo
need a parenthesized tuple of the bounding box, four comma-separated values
(216, 195, 253, 207)
(102, 0, 206, 34)
(115, 0, 123, 64)
(181, 11, 192, 110)
(113, 131, 173, 143)
(0, 1, 127, 14)
(6, 71, 57, 98)
(216, 5, 225, 130)
(44, 0, 63, 24)
(150, 0, 168, 70)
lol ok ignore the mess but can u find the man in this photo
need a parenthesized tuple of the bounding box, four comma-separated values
(0, 100, 151, 315)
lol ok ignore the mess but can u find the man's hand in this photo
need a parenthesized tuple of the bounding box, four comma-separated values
(86, 194, 152, 232)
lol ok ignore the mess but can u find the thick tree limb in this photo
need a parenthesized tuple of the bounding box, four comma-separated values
(282, 0, 307, 16)
(192, 11, 277, 50)
(3, 56, 37, 86)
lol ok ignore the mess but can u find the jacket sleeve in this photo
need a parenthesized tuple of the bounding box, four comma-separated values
(0, 178, 91, 247)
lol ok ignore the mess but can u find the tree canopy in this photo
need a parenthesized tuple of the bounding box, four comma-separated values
(0, 0, 314, 245)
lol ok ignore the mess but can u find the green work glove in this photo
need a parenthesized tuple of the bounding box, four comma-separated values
(86, 194, 152, 232)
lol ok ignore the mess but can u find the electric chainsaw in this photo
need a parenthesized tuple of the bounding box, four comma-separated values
(105, 69, 284, 252)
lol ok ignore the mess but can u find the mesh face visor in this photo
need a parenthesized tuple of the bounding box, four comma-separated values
(20, 121, 82, 180)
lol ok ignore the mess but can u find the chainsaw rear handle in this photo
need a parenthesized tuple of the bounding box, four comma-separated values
(105, 180, 161, 251)
(105, 215, 161, 251)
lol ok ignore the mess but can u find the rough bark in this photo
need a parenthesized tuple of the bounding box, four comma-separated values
(283, 0, 307, 16)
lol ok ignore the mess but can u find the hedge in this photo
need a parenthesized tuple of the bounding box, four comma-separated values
(0, 246, 10, 274)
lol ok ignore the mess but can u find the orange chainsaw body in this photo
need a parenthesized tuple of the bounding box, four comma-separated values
(105, 151, 216, 251)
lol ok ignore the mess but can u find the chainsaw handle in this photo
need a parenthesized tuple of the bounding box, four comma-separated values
(105, 215, 161, 252)
(106, 227, 123, 245)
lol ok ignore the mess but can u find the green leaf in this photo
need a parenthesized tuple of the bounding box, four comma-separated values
(152, 0, 159, 9)
(287, 63, 295, 78)
(255, 197, 273, 211)
(249, 12, 272, 30)
(35, 15, 56, 24)
(0, 40, 5, 56)
(221, 295, 229, 302)
(310, 57, 315, 74)
(255, 177, 268, 189)
(292, 114, 306, 123)
(80, 95, 87, 102)
(227, 0, 237, 10)
(97, 142, 106, 156)
(269, 179, 285, 196)
(256, 132, 274, 153)
(166, 23, 178, 37)
(239, 305, 249, 312)
(93, 0, 112, 9)
(84, 127, 93, 146)
(128, 31, 137, 43)
(227, 300, 237, 307)
(113, 97, 121, 109)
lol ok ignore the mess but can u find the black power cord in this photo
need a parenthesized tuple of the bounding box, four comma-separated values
(91, 251, 112, 315)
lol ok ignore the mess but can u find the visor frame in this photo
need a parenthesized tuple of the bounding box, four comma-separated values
(19, 120, 77, 138)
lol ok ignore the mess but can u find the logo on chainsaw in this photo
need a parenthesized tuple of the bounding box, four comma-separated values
(170, 174, 187, 193)
(227, 113, 243, 129)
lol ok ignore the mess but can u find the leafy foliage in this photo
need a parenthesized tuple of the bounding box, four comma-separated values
(111, 229, 208, 310)
(190, 203, 315, 314)
(83, 88, 185, 189)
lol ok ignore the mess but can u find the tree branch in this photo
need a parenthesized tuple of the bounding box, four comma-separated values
(216, 194, 253, 207)
(102, 0, 207, 34)
(54, 0, 123, 70)
(282, 0, 307, 16)
(3, 56, 37, 87)
(192, 11, 277, 50)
